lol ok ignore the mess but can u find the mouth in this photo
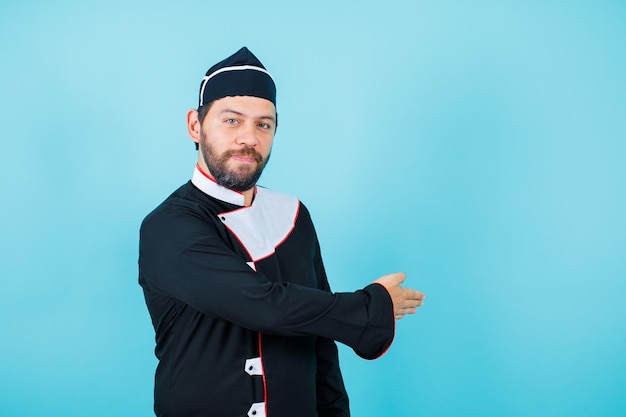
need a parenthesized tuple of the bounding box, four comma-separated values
(231, 154, 258, 164)
(228, 149, 262, 164)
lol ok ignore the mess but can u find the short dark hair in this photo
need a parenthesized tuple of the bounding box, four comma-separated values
(194, 101, 215, 150)
(197, 102, 213, 124)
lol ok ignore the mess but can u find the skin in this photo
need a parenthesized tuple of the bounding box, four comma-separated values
(375, 272, 425, 320)
(186, 96, 425, 319)
(187, 96, 276, 206)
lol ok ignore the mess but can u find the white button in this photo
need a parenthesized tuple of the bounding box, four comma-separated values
(247, 402, 265, 417)
(245, 357, 263, 376)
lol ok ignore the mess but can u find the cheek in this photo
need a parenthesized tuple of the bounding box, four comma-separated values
(261, 136, 274, 153)
(260, 144, 273, 160)
(203, 131, 231, 150)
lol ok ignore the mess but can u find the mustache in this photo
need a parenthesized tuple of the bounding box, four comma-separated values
(224, 147, 263, 162)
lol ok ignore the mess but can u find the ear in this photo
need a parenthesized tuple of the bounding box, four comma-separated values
(187, 109, 201, 145)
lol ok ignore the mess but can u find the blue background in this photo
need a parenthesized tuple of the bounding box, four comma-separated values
(1, 1, 625, 416)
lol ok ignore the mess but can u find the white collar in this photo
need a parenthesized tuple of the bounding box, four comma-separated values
(191, 165, 248, 206)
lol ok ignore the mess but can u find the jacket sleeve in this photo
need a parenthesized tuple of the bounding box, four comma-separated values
(139, 201, 395, 360)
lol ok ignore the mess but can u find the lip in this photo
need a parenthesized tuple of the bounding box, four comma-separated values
(231, 155, 258, 164)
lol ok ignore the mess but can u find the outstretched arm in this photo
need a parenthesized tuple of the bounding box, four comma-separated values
(139, 205, 396, 359)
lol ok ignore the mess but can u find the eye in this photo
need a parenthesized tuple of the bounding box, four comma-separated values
(225, 118, 239, 125)
(258, 122, 271, 129)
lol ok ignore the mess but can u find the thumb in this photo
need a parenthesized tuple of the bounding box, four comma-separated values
(392, 272, 406, 285)
(384, 272, 406, 286)
(373, 272, 406, 288)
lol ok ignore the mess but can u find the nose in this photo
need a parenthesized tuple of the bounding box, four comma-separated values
(235, 123, 259, 147)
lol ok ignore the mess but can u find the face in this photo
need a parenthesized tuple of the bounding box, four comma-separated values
(193, 96, 276, 192)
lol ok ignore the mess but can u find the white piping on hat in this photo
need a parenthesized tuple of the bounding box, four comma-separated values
(199, 65, 275, 107)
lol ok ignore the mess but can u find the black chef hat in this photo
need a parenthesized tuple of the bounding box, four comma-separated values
(198, 46, 276, 108)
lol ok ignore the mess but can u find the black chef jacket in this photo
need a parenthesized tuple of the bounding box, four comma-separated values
(139, 166, 395, 417)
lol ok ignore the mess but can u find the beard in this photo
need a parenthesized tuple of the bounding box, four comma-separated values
(199, 132, 271, 192)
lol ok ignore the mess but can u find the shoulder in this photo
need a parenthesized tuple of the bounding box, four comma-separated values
(140, 182, 221, 239)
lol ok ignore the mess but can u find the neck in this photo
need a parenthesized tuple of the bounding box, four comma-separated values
(242, 189, 255, 206)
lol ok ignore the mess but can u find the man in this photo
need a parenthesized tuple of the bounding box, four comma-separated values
(139, 47, 425, 417)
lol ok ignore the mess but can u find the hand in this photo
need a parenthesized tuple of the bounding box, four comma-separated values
(374, 272, 425, 320)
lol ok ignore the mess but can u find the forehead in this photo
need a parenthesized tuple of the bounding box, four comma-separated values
(209, 95, 276, 116)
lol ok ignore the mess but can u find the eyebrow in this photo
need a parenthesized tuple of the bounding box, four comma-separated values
(220, 109, 276, 122)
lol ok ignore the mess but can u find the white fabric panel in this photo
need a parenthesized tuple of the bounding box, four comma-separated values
(191, 167, 245, 206)
(219, 187, 299, 261)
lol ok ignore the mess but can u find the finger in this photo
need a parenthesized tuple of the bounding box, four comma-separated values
(409, 290, 425, 301)
(398, 307, 417, 315)
(398, 300, 420, 310)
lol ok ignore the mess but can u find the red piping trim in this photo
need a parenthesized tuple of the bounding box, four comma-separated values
(272, 201, 300, 250)
(258, 332, 268, 416)
(195, 163, 217, 183)
(195, 163, 247, 196)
